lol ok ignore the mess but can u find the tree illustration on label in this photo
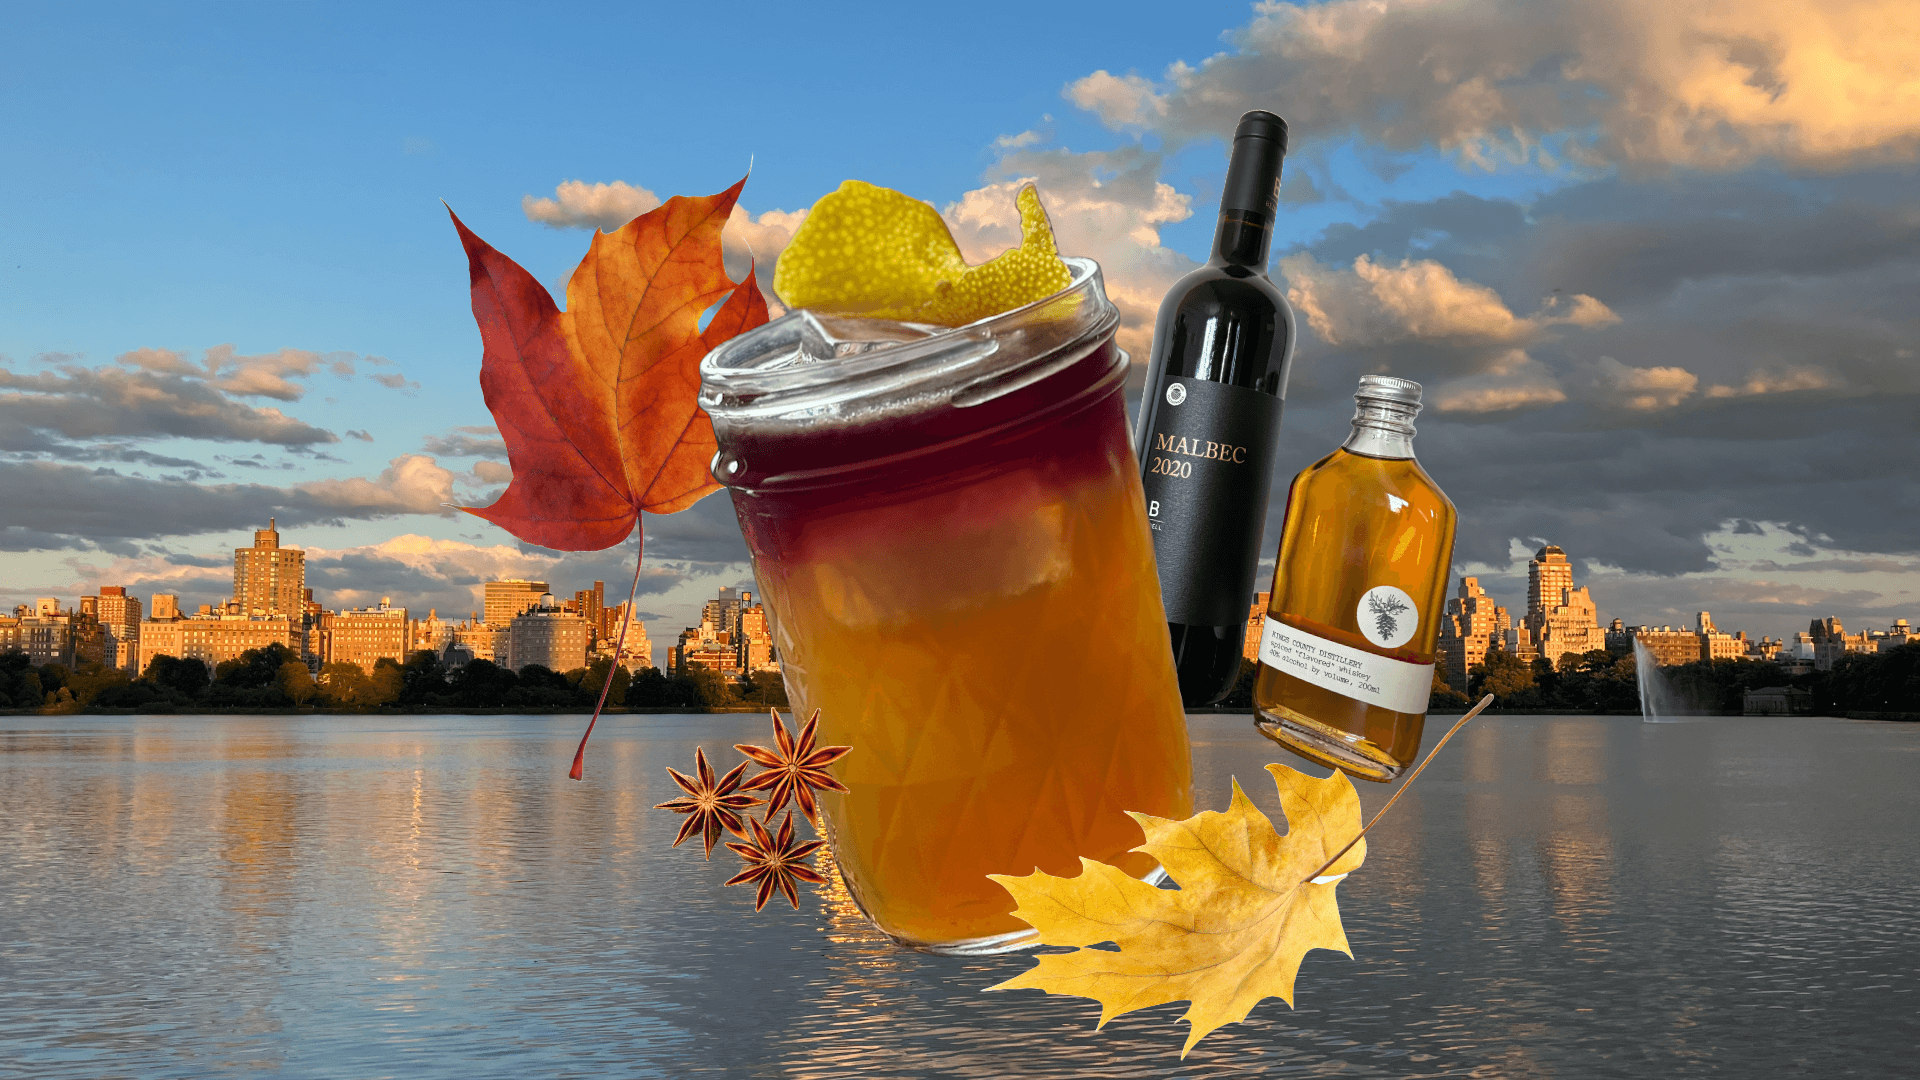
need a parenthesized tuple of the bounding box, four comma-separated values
(1357, 585, 1417, 649)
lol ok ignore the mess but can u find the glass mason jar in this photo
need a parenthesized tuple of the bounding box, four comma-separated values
(699, 259, 1193, 954)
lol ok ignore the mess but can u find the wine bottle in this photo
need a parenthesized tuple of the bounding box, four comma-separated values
(1252, 376, 1457, 782)
(1135, 110, 1297, 707)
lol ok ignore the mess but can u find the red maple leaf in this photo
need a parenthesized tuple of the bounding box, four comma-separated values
(447, 177, 768, 778)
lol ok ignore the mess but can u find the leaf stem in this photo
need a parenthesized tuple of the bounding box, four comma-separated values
(1304, 693, 1495, 883)
(570, 530, 646, 781)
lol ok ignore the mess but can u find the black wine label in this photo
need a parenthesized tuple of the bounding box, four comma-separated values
(1140, 376, 1284, 626)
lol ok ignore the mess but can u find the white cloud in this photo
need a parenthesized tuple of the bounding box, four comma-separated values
(1277, 253, 1617, 346)
(522, 180, 663, 232)
(1592, 355, 1699, 410)
(1064, 0, 1920, 171)
(1430, 348, 1569, 412)
(296, 455, 455, 516)
(1, 351, 341, 446)
(1065, 70, 1168, 128)
(1705, 366, 1837, 397)
(723, 204, 808, 300)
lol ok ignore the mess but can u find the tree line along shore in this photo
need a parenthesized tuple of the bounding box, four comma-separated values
(0, 645, 786, 714)
(2, 642, 1915, 718)
(1203, 642, 1920, 719)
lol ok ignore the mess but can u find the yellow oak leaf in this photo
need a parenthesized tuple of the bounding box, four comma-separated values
(988, 764, 1367, 1057)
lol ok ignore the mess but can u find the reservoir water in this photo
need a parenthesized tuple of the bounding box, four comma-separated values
(3, 713, 1915, 1078)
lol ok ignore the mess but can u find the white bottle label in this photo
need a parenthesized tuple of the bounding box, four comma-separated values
(1259, 616, 1433, 714)
(1356, 585, 1418, 649)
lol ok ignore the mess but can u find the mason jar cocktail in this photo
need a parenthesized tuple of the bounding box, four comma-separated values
(700, 259, 1192, 953)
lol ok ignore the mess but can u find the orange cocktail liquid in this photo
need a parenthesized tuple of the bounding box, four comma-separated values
(727, 340, 1193, 949)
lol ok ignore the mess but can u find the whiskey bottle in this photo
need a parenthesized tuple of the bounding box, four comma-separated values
(1135, 110, 1297, 706)
(1253, 376, 1456, 781)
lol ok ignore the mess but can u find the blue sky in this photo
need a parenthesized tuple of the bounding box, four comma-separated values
(5, 0, 1918, 650)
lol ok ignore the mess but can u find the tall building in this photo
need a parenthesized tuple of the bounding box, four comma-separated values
(506, 594, 590, 673)
(150, 593, 182, 621)
(96, 586, 143, 672)
(1242, 592, 1270, 661)
(1436, 577, 1512, 689)
(320, 599, 410, 672)
(1524, 545, 1575, 640)
(1536, 586, 1606, 668)
(702, 587, 746, 637)
(573, 581, 605, 642)
(600, 602, 654, 671)
(736, 597, 776, 674)
(484, 580, 549, 627)
(19, 609, 75, 667)
(71, 599, 108, 666)
(1519, 546, 1605, 669)
(234, 519, 306, 616)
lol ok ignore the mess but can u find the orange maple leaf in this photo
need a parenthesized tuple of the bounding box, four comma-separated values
(447, 177, 768, 777)
(449, 177, 765, 549)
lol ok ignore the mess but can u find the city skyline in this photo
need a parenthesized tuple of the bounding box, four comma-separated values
(4, 2, 1916, 643)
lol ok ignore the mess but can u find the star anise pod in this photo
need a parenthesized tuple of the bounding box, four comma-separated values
(735, 708, 851, 820)
(653, 747, 763, 858)
(724, 810, 828, 911)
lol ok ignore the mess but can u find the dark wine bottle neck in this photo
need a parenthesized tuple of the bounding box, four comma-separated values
(1212, 123, 1285, 272)
(1211, 211, 1274, 270)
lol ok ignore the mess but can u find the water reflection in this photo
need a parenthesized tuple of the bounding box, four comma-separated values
(2, 714, 1916, 1077)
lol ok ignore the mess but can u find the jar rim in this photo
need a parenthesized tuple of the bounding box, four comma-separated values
(698, 256, 1119, 424)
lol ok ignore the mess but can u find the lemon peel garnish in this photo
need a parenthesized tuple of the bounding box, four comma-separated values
(773, 180, 1072, 326)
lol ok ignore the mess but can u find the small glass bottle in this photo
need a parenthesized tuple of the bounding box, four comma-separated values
(1253, 376, 1456, 782)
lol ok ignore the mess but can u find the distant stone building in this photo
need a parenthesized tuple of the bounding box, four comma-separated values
(18, 609, 75, 667)
(138, 613, 301, 675)
(675, 625, 740, 676)
(97, 586, 143, 672)
(1744, 686, 1814, 715)
(453, 618, 504, 667)
(573, 581, 605, 644)
(1436, 577, 1512, 689)
(150, 593, 182, 621)
(1524, 546, 1575, 639)
(409, 608, 451, 655)
(1527, 548, 1606, 668)
(670, 586, 777, 677)
(734, 597, 776, 674)
(1809, 617, 1869, 671)
(1605, 618, 1633, 656)
(234, 519, 306, 616)
(506, 595, 589, 673)
(70, 603, 108, 667)
(484, 580, 550, 628)
(1242, 592, 1270, 662)
(1628, 625, 1706, 666)
(599, 602, 654, 671)
(321, 600, 409, 672)
(1878, 619, 1917, 653)
(1692, 611, 1743, 662)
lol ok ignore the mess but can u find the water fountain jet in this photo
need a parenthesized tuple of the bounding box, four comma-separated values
(1634, 637, 1677, 721)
